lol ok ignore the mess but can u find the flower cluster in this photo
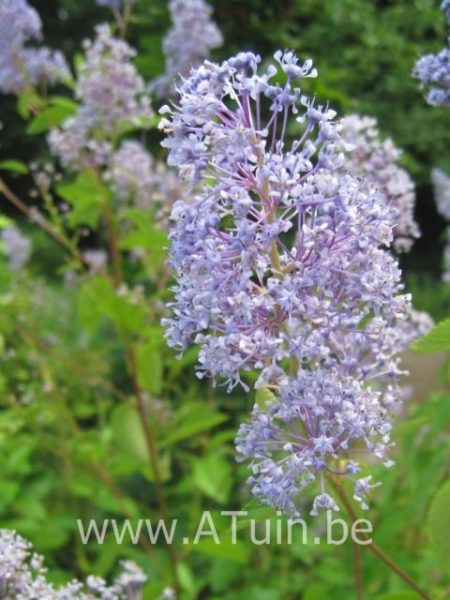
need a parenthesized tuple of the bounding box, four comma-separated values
(0, 529, 147, 599)
(0, 0, 69, 95)
(153, 0, 223, 97)
(161, 51, 422, 515)
(106, 139, 188, 223)
(442, 0, 450, 23)
(413, 2, 450, 107)
(49, 24, 152, 169)
(96, 0, 123, 9)
(1, 227, 31, 271)
(339, 114, 420, 252)
(432, 167, 450, 282)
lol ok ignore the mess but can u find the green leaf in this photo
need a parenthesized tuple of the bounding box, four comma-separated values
(136, 342, 163, 396)
(78, 276, 147, 334)
(412, 318, 450, 353)
(255, 387, 278, 407)
(26, 104, 76, 134)
(159, 409, 227, 448)
(187, 537, 249, 564)
(193, 452, 231, 503)
(0, 215, 14, 228)
(0, 160, 29, 174)
(303, 584, 331, 600)
(426, 479, 450, 564)
(376, 593, 421, 600)
(119, 209, 168, 253)
(110, 404, 149, 464)
(57, 170, 108, 228)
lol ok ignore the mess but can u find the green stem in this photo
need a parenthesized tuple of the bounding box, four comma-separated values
(352, 534, 364, 600)
(102, 198, 180, 594)
(330, 477, 432, 600)
(0, 177, 81, 263)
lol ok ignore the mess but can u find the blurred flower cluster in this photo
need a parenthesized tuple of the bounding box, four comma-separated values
(339, 114, 420, 252)
(413, 0, 450, 107)
(0, 0, 69, 95)
(152, 0, 223, 97)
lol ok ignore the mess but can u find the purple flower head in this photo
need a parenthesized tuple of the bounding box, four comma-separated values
(0, 528, 147, 598)
(106, 139, 187, 225)
(413, 2, 450, 108)
(96, 0, 123, 9)
(0, 0, 69, 94)
(432, 167, 450, 220)
(442, 0, 450, 23)
(161, 51, 420, 514)
(339, 114, 420, 252)
(432, 167, 450, 281)
(152, 0, 223, 97)
(49, 24, 153, 169)
(1, 227, 31, 271)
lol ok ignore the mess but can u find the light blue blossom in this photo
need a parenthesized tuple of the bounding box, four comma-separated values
(161, 51, 425, 514)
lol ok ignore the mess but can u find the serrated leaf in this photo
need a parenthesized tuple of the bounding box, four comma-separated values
(0, 160, 28, 174)
(412, 318, 450, 353)
(426, 479, 450, 564)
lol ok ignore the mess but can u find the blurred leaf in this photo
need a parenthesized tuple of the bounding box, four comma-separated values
(78, 276, 146, 334)
(376, 593, 421, 600)
(110, 403, 149, 463)
(255, 387, 278, 407)
(26, 103, 76, 134)
(193, 451, 231, 503)
(0, 160, 28, 174)
(426, 478, 450, 565)
(159, 408, 227, 448)
(187, 537, 249, 564)
(57, 170, 108, 228)
(303, 584, 332, 600)
(412, 318, 450, 353)
(136, 342, 162, 396)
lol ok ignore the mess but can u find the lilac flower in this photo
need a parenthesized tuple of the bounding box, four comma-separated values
(442, 0, 450, 23)
(161, 51, 418, 514)
(0, 528, 147, 599)
(82, 249, 108, 274)
(96, 0, 123, 9)
(107, 140, 156, 205)
(432, 167, 450, 219)
(432, 167, 450, 281)
(49, 24, 152, 169)
(339, 114, 420, 252)
(1, 227, 31, 271)
(413, 2, 450, 107)
(106, 139, 188, 226)
(152, 0, 223, 97)
(0, 0, 69, 95)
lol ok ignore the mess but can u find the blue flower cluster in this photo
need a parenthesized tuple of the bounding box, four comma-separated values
(413, 1, 450, 107)
(0, 0, 69, 95)
(161, 51, 427, 515)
